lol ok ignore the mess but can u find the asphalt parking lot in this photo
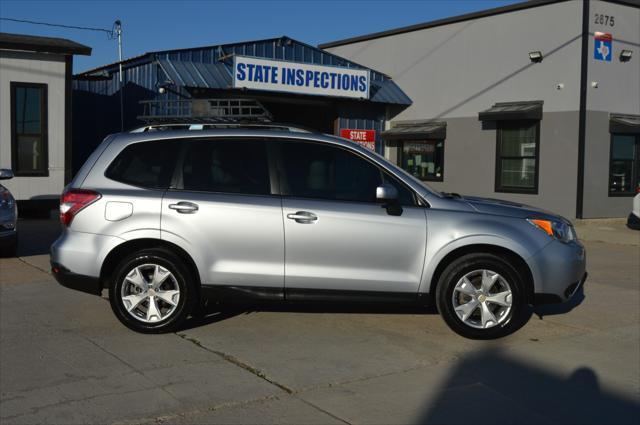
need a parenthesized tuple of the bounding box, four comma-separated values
(1, 219, 639, 424)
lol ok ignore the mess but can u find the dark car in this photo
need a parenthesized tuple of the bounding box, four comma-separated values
(0, 169, 18, 257)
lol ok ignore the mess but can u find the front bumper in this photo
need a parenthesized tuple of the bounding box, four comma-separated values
(528, 239, 587, 305)
(533, 272, 587, 305)
(627, 213, 640, 230)
(51, 262, 102, 295)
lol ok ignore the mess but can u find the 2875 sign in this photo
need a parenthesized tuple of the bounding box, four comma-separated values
(594, 13, 615, 27)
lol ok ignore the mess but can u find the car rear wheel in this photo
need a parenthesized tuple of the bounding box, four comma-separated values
(109, 249, 196, 333)
(436, 253, 528, 339)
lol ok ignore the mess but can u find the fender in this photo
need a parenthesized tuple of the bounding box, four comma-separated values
(419, 235, 536, 294)
(159, 228, 208, 285)
(419, 210, 552, 294)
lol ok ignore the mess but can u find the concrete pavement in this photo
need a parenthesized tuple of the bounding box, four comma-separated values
(0, 220, 638, 424)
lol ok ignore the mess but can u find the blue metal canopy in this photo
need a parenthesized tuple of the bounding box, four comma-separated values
(156, 57, 411, 105)
(75, 36, 412, 106)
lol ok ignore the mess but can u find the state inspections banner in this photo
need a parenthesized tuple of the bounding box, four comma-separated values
(233, 55, 370, 99)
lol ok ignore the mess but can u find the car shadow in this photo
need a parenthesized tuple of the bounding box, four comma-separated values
(178, 299, 438, 332)
(16, 219, 61, 257)
(180, 295, 541, 336)
(418, 347, 639, 424)
(533, 285, 586, 318)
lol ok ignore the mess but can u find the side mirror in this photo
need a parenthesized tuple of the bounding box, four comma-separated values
(376, 183, 403, 216)
(0, 169, 14, 180)
(376, 183, 398, 202)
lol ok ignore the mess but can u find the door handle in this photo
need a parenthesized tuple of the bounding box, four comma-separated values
(168, 201, 199, 214)
(286, 211, 318, 223)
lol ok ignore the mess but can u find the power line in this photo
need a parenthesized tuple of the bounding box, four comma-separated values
(0, 17, 116, 38)
(3, 16, 127, 131)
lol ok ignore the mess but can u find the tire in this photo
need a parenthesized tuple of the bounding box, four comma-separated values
(0, 234, 17, 258)
(436, 253, 528, 339)
(109, 248, 197, 333)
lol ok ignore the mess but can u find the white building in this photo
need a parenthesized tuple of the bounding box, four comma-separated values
(0, 33, 91, 212)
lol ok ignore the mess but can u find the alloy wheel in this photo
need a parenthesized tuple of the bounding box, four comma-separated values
(451, 269, 513, 329)
(120, 264, 180, 323)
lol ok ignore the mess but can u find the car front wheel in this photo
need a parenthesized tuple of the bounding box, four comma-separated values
(436, 253, 528, 339)
(109, 249, 196, 333)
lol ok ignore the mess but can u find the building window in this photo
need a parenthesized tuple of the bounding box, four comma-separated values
(609, 134, 639, 196)
(11, 82, 48, 176)
(399, 140, 444, 181)
(495, 121, 539, 194)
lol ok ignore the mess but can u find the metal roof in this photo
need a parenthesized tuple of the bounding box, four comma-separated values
(155, 57, 411, 105)
(157, 58, 231, 88)
(0, 32, 91, 56)
(478, 101, 543, 121)
(382, 120, 447, 140)
(74, 36, 411, 105)
(319, 0, 639, 49)
(610, 113, 640, 134)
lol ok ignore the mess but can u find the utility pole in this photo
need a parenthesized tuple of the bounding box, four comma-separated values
(115, 20, 124, 131)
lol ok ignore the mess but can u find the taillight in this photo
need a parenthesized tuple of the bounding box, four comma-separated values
(60, 189, 101, 227)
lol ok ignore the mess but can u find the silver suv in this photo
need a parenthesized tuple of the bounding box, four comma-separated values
(51, 128, 586, 339)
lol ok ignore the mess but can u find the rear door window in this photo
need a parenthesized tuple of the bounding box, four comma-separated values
(105, 140, 180, 189)
(178, 139, 271, 195)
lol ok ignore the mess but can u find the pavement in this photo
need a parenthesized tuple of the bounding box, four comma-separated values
(0, 219, 639, 424)
(573, 219, 640, 246)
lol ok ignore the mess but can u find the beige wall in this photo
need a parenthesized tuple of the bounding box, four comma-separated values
(326, 0, 583, 119)
(587, 0, 640, 114)
(0, 50, 67, 200)
(411, 112, 580, 220)
(328, 0, 640, 218)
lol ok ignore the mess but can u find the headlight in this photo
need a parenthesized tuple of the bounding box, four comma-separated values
(0, 189, 15, 210)
(527, 218, 576, 243)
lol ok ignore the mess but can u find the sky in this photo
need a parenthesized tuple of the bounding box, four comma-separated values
(0, 0, 521, 73)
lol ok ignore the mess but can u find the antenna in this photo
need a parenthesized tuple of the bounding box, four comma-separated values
(114, 20, 124, 131)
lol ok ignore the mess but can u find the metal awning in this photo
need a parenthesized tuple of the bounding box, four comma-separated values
(478, 101, 543, 121)
(381, 121, 446, 140)
(157, 59, 232, 89)
(156, 58, 411, 105)
(610, 114, 640, 134)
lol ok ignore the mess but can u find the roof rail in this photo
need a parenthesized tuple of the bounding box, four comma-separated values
(129, 122, 311, 133)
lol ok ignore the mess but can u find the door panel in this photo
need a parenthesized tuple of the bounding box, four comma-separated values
(283, 198, 427, 292)
(162, 192, 284, 287)
(277, 140, 427, 294)
(161, 138, 284, 288)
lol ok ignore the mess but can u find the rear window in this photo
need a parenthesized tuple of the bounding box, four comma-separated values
(105, 140, 179, 189)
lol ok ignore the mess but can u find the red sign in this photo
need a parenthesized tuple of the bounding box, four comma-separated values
(340, 129, 376, 151)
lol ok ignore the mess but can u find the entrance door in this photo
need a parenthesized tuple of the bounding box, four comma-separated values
(277, 140, 427, 295)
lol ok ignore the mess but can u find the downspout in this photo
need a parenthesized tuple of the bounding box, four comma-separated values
(576, 0, 590, 219)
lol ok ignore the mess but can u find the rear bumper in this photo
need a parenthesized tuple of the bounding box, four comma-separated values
(51, 262, 102, 296)
(0, 228, 17, 240)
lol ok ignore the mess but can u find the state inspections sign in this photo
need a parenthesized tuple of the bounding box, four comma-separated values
(233, 56, 370, 99)
(340, 129, 376, 151)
